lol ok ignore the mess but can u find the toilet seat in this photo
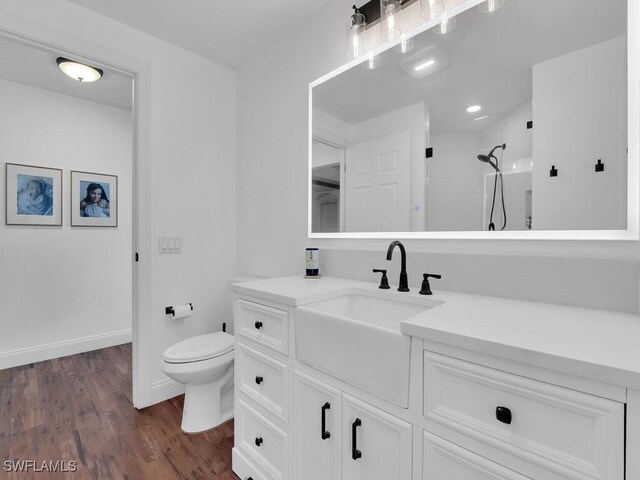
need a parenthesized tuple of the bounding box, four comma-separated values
(163, 331, 234, 364)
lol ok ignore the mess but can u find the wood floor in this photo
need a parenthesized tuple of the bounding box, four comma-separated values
(0, 344, 238, 480)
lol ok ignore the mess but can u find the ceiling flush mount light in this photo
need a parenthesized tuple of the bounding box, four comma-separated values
(349, 6, 367, 59)
(420, 0, 445, 21)
(400, 45, 449, 79)
(433, 12, 457, 35)
(380, 0, 402, 42)
(467, 105, 482, 113)
(479, 0, 506, 13)
(56, 57, 103, 82)
(474, 115, 490, 121)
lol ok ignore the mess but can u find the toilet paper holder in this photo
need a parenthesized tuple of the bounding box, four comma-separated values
(165, 303, 194, 316)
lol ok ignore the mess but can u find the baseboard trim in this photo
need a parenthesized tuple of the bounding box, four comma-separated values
(151, 377, 186, 405)
(0, 329, 132, 370)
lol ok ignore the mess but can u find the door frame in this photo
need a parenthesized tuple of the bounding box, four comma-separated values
(0, 25, 154, 408)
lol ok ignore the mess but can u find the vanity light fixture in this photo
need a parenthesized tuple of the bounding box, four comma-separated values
(421, 0, 445, 21)
(56, 57, 103, 82)
(433, 11, 457, 35)
(349, 6, 367, 59)
(395, 33, 414, 54)
(479, 0, 505, 13)
(380, 0, 403, 42)
(467, 105, 482, 113)
(362, 52, 381, 70)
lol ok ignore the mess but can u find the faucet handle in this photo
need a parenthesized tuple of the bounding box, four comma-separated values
(373, 269, 390, 289)
(419, 273, 442, 295)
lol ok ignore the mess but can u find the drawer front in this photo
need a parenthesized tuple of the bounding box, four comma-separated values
(237, 399, 288, 480)
(237, 343, 288, 423)
(424, 352, 624, 480)
(423, 432, 532, 480)
(237, 299, 288, 355)
(233, 446, 276, 480)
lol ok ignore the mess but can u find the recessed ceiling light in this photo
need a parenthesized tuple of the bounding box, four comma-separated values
(56, 57, 103, 82)
(467, 105, 482, 113)
(414, 59, 435, 71)
(474, 115, 489, 121)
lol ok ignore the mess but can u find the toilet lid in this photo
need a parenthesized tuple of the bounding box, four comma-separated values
(163, 331, 234, 364)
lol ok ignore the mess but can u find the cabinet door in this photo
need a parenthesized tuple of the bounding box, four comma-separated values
(342, 393, 412, 480)
(293, 371, 342, 480)
(424, 432, 532, 480)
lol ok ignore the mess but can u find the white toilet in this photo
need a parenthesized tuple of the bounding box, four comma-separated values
(162, 331, 235, 433)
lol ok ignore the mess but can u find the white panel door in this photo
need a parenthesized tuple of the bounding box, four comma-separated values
(293, 371, 342, 480)
(342, 393, 412, 480)
(345, 132, 411, 232)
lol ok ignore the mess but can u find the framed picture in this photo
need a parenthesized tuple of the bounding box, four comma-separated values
(71, 170, 118, 227)
(5, 163, 63, 226)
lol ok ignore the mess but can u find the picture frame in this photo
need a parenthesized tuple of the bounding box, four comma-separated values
(5, 162, 63, 226)
(70, 170, 118, 227)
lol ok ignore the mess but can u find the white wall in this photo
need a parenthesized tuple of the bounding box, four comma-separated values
(0, 0, 237, 406)
(0, 79, 132, 368)
(237, 0, 640, 314)
(533, 36, 627, 230)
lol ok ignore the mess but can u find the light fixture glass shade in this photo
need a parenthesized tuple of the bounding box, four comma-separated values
(433, 12, 457, 35)
(56, 57, 103, 82)
(348, 9, 367, 58)
(380, 0, 402, 42)
(420, 0, 445, 20)
(394, 34, 414, 54)
(361, 52, 380, 70)
(479, 0, 506, 13)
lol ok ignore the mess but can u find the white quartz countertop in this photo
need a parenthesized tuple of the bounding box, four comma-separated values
(231, 276, 640, 389)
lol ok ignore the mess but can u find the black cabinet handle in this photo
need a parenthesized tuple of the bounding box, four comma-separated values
(351, 418, 362, 460)
(255, 437, 263, 447)
(254, 321, 263, 329)
(496, 406, 512, 425)
(321, 402, 331, 440)
(255, 376, 263, 385)
(244, 477, 253, 480)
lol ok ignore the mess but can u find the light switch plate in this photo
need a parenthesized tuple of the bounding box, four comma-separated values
(159, 236, 183, 254)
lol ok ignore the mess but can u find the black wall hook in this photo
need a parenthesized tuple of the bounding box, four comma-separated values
(550, 165, 558, 177)
(595, 159, 604, 172)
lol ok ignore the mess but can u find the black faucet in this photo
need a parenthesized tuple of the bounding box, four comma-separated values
(386, 241, 409, 292)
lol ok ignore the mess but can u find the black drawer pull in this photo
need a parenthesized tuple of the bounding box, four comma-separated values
(255, 436, 263, 447)
(254, 321, 263, 329)
(255, 376, 264, 385)
(352, 418, 362, 460)
(321, 402, 331, 440)
(244, 477, 253, 480)
(496, 406, 512, 425)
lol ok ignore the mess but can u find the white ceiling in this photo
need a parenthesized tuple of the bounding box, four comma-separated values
(313, 0, 626, 132)
(66, 0, 336, 70)
(0, 35, 132, 110)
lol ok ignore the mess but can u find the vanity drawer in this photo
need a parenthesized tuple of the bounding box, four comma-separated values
(237, 299, 288, 355)
(423, 431, 532, 480)
(237, 343, 289, 423)
(237, 399, 288, 480)
(424, 351, 624, 480)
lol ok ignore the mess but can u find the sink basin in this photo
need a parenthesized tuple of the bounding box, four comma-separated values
(295, 290, 441, 408)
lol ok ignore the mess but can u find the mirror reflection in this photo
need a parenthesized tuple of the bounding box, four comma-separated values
(311, 0, 627, 233)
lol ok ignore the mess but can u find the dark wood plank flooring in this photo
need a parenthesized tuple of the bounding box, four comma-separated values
(0, 344, 238, 479)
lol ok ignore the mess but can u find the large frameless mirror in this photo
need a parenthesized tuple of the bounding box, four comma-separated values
(310, 0, 637, 239)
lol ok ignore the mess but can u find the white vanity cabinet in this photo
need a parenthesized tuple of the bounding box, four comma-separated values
(293, 371, 412, 480)
(232, 296, 292, 480)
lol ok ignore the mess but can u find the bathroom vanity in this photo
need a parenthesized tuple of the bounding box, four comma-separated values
(231, 276, 640, 480)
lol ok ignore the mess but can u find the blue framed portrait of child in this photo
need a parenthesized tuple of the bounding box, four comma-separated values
(71, 170, 118, 227)
(5, 163, 63, 226)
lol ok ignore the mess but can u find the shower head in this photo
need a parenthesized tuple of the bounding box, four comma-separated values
(477, 143, 506, 171)
(477, 154, 500, 171)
